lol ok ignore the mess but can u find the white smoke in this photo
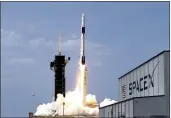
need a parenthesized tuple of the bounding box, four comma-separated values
(34, 26, 117, 116)
(100, 98, 118, 108)
(34, 91, 99, 116)
(34, 49, 117, 117)
(34, 93, 117, 117)
(34, 50, 117, 116)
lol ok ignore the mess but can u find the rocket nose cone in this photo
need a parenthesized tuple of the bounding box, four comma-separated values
(81, 13, 85, 27)
(82, 13, 85, 17)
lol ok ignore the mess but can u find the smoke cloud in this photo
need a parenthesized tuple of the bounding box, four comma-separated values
(99, 98, 118, 108)
(34, 92, 117, 116)
(34, 28, 117, 116)
(34, 91, 99, 116)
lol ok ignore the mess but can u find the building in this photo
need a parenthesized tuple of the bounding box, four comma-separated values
(99, 50, 170, 117)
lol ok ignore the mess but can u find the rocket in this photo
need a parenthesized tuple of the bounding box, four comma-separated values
(81, 13, 86, 65)
(80, 13, 87, 106)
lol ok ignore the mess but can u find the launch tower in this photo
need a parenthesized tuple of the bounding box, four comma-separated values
(50, 33, 70, 101)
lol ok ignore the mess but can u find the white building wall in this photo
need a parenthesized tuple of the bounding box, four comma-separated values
(133, 96, 166, 116)
(164, 52, 170, 116)
(108, 106, 112, 117)
(119, 103, 122, 116)
(102, 105, 113, 117)
(125, 101, 129, 117)
(104, 106, 108, 117)
(100, 99, 134, 118)
(121, 102, 126, 116)
(100, 51, 169, 118)
(112, 104, 116, 117)
(99, 108, 105, 117)
(144, 62, 149, 96)
(129, 99, 133, 117)
(115, 104, 118, 117)
(119, 52, 165, 100)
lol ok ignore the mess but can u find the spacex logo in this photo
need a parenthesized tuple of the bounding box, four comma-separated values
(122, 61, 160, 97)
(129, 73, 154, 95)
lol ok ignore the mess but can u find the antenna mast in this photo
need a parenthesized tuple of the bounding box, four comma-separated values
(58, 32, 61, 55)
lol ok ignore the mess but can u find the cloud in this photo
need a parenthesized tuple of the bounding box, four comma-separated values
(27, 34, 106, 54)
(1, 29, 108, 67)
(1, 29, 23, 47)
(1, 28, 105, 52)
(62, 39, 80, 51)
(26, 34, 107, 67)
(8, 57, 35, 65)
(62, 37, 104, 53)
(28, 37, 54, 49)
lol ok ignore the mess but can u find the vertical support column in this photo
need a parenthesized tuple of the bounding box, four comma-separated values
(29, 112, 33, 118)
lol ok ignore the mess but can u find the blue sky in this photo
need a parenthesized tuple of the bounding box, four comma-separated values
(1, 1, 169, 117)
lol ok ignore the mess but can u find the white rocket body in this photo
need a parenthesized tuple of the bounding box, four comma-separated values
(80, 13, 87, 106)
(81, 13, 85, 65)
